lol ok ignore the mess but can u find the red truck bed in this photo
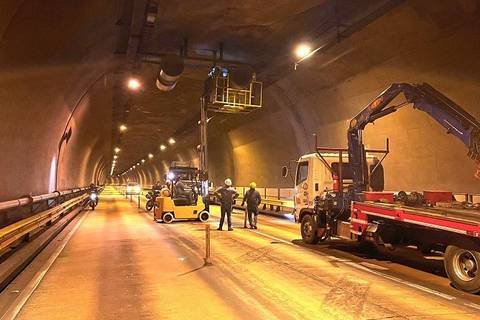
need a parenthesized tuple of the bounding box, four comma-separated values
(350, 201, 480, 239)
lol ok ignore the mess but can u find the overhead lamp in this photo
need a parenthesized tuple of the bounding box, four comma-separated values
(114, 155, 118, 159)
(168, 137, 176, 145)
(295, 44, 312, 59)
(137, 162, 140, 165)
(119, 124, 127, 132)
(141, 159, 145, 163)
(127, 78, 141, 91)
(114, 147, 121, 153)
(160, 144, 166, 151)
(148, 153, 154, 159)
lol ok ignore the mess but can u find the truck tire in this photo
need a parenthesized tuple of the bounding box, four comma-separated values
(301, 214, 320, 244)
(444, 245, 480, 293)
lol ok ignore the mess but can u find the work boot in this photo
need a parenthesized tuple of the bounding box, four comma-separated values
(228, 228, 233, 231)
(253, 226, 257, 229)
(217, 227, 222, 231)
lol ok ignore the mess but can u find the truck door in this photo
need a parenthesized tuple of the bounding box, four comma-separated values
(295, 161, 310, 211)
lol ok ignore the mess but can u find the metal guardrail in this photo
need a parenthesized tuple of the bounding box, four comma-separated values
(0, 187, 89, 212)
(0, 194, 88, 252)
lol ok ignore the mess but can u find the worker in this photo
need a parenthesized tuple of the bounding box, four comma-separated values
(215, 178, 239, 231)
(173, 178, 191, 205)
(241, 182, 262, 229)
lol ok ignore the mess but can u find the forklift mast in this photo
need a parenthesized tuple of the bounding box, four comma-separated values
(348, 82, 480, 199)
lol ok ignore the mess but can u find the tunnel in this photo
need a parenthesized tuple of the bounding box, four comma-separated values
(1, 1, 480, 319)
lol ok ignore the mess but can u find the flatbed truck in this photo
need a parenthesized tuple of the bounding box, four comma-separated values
(288, 83, 480, 293)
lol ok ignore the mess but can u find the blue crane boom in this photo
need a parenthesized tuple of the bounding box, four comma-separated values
(347, 82, 480, 198)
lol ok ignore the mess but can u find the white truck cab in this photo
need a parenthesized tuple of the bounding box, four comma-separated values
(293, 153, 346, 221)
(293, 152, 380, 223)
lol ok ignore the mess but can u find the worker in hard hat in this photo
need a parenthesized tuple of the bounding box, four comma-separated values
(215, 178, 239, 231)
(241, 182, 262, 229)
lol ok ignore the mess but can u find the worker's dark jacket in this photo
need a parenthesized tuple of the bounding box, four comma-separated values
(215, 186, 239, 209)
(243, 189, 261, 210)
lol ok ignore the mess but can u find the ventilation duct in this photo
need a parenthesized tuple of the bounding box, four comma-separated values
(156, 55, 184, 91)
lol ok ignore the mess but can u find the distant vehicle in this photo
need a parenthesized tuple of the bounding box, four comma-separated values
(87, 190, 99, 210)
(126, 182, 142, 195)
(287, 83, 480, 293)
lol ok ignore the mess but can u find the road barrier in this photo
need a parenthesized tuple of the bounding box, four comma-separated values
(0, 194, 87, 252)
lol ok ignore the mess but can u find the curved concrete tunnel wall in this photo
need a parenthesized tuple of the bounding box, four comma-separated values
(213, 0, 480, 193)
(2, 0, 480, 202)
(0, 0, 120, 201)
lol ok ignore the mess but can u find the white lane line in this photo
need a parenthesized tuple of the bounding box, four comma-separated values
(343, 261, 456, 301)
(359, 262, 389, 271)
(1, 211, 89, 320)
(463, 302, 480, 311)
(249, 230, 295, 247)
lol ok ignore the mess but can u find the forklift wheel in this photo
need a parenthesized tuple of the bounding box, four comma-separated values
(198, 210, 210, 222)
(162, 212, 174, 224)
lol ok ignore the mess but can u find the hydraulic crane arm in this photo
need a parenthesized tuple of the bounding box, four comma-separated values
(347, 82, 480, 196)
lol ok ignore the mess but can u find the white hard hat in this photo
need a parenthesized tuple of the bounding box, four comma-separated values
(224, 178, 232, 186)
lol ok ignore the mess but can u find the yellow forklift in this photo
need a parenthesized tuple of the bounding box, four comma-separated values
(153, 165, 210, 223)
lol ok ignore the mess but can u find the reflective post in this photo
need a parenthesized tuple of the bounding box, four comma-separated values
(204, 224, 212, 266)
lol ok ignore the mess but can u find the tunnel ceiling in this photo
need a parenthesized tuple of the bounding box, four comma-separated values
(0, 0, 403, 196)
(110, 0, 399, 175)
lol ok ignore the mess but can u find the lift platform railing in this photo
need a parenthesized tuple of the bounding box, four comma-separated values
(0, 194, 87, 252)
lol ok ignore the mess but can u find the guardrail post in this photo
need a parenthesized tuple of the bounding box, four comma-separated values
(204, 224, 212, 266)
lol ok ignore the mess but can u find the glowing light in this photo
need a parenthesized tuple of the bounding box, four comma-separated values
(141, 159, 145, 163)
(127, 78, 141, 91)
(114, 147, 121, 153)
(160, 144, 166, 151)
(168, 137, 176, 145)
(148, 153, 154, 159)
(295, 44, 311, 59)
(167, 172, 175, 180)
(113, 155, 118, 159)
(119, 124, 127, 132)
(137, 162, 140, 166)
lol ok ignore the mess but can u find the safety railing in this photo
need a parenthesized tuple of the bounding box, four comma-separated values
(0, 193, 87, 252)
(0, 187, 89, 212)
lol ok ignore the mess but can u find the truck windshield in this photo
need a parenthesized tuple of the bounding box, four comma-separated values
(296, 162, 308, 185)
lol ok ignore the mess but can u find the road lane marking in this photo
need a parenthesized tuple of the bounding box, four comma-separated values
(1, 211, 89, 320)
(343, 261, 456, 300)
(359, 262, 389, 271)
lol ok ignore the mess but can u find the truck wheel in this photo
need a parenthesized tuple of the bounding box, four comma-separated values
(301, 215, 320, 244)
(162, 212, 174, 224)
(444, 245, 480, 293)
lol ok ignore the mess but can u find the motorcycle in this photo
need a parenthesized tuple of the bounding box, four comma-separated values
(88, 191, 99, 210)
(145, 190, 160, 211)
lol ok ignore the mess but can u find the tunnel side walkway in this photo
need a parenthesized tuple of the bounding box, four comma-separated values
(14, 187, 244, 320)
